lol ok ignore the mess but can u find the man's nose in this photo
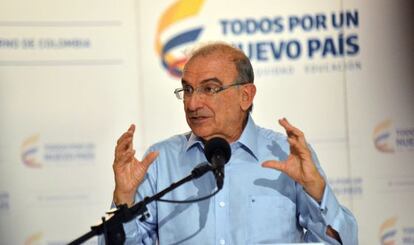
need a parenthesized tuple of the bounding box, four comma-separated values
(185, 92, 204, 111)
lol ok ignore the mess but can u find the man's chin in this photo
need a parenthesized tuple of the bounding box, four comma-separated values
(189, 126, 212, 139)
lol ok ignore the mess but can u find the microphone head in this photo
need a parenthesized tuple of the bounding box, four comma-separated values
(204, 137, 231, 164)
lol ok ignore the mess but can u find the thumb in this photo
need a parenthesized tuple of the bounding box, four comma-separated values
(262, 160, 286, 172)
(141, 151, 159, 169)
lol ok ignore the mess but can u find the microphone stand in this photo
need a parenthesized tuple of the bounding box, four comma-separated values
(68, 164, 215, 245)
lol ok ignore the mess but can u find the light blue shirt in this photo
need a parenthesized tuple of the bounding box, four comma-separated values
(106, 116, 357, 245)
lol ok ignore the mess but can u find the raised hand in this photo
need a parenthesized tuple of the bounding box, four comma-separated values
(262, 118, 325, 202)
(112, 124, 158, 207)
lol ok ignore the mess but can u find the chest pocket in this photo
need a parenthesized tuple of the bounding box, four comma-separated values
(247, 195, 300, 244)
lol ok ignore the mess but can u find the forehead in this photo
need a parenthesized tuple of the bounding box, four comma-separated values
(182, 53, 237, 85)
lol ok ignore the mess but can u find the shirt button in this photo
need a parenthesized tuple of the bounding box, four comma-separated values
(219, 201, 226, 207)
(219, 239, 226, 245)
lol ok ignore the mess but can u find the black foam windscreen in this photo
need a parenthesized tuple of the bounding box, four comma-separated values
(204, 137, 231, 164)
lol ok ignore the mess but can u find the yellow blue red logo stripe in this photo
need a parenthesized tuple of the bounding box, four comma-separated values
(155, 0, 205, 77)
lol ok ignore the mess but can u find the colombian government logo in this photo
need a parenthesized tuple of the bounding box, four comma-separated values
(21, 134, 42, 168)
(379, 217, 398, 245)
(24, 232, 43, 245)
(379, 217, 414, 244)
(373, 120, 395, 153)
(21, 134, 96, 168)
(155, 0, 205, 78)
(373, 120, 414, 153)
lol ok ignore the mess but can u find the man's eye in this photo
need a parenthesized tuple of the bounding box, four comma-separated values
(202, 85, 220, 94)
(183, 86, 193, 93)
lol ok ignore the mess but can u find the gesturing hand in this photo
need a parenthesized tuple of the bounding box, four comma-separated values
(262, 118, 325, 202)
(112, 124, 159, 207)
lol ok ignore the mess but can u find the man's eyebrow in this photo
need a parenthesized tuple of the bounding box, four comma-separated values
(181, 77, 223, 86)
(200, 77, 223, 85)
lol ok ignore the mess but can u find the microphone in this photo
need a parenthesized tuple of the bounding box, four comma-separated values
(204, 137, 231, 190)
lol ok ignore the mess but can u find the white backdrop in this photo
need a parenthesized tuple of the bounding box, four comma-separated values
(0, 0, 413, 244)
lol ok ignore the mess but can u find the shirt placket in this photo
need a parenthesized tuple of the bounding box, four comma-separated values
(214, 147, 233, 245)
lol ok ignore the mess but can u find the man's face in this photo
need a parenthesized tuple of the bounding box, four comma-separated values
(181, 53, 248, 142)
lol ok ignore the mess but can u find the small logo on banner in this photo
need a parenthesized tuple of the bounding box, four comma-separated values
(24, 232, 43, 245)
(21, 134, 42, 168)
(373, 120, 395, 153)
(21, 134, 96, 168)
(380, 217, 398, 245)
(373, 120, 414, 153)
(379, 217, 414, 245)
(155, 0, 205, 78)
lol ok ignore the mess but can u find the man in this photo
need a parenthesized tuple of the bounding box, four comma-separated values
(110, 42, 358, 244)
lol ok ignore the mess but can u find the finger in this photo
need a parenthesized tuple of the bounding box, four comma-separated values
(287, 137, 298, 146)
(287, 137, 308, 155)
(116, 124, 135, 145)
(114, 149, 136, 167)
(114, 125, 137, 165)
(140, 151, 159, 169)
(115, 135, 133, 159)
(279, 118, 307, 146)
(121, 149, 136, 163)
(133, 152, 159, 179)
(261, 160, 287, 172)
(128, 124, 135, 133)
(127, 124, 135, 149)
(279, 118, 302, 136)
(115, 125, 136, 155)
(287, 137, 299, 154)
(116, 125, 134, 144)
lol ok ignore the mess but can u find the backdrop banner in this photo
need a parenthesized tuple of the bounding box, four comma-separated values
(0, 0, 413, 244)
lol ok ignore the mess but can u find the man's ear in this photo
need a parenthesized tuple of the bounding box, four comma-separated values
(240, 84, 256, 111)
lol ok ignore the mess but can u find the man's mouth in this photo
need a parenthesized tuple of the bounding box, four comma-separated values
(189, 116, 210, 124)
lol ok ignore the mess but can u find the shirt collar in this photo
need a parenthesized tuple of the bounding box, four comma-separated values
(185, 132, 204, 151)
(237, 115, 259, 160)
(185, 114, 259, 160)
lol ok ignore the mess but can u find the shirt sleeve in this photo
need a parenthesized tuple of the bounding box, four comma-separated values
(297, 147, 358, 245)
